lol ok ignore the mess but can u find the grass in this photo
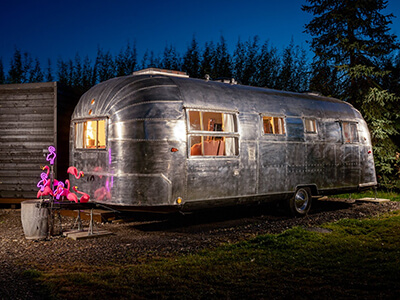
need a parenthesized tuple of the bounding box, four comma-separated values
(335, 189, 400, 201)
(25, 209, 400, 300)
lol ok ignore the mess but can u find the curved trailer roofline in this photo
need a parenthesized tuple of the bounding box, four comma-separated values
(72, 72, 360, 122)
(69, 69, 376, 215)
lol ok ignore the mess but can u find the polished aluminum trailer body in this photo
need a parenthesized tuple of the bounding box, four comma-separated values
(69, 70, 377, 212)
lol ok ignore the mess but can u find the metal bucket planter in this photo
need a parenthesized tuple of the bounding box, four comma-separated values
(21, 200, 49, 240)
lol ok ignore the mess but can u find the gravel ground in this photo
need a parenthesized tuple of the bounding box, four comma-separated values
(1, 198, 399, 299)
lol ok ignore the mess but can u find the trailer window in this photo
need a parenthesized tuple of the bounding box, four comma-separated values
(342, 122, 358, 143)
(75, 119, 107, 149)
(304, 119, 317, 133)
(188, 110, 238, 156)
(263, 116, 285, 135)
(324, 122, 341, 143)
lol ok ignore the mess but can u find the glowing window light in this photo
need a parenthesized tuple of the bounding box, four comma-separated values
(97, 120, 106, 148)
(84, 120, 97, 148)
(75, 119, 107, 150)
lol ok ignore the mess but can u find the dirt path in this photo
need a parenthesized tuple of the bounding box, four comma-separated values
(1, 199, 399, 299)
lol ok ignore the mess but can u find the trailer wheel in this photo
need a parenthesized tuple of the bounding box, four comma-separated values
(286, 187, 312, 217)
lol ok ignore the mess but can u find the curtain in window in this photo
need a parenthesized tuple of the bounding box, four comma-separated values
(75, 123, 84, 148)
(223, 113, 236, 156)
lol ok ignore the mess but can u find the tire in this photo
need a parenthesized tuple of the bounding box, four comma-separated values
(286, 187, 312, 217)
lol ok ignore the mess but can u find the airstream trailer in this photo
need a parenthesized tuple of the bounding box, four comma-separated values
(69, 68, 377, 216)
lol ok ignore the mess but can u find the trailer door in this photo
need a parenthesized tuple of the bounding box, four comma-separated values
(340, 122, 360, 187)
(186, 110, 239, 202)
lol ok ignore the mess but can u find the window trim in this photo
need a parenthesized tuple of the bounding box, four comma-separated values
(261, 115, 286, 136)
(341, 121, 359, 144)
(74, 118, 108, 150)
(186, 109, 239, 157)
(304, 118, 318, 134)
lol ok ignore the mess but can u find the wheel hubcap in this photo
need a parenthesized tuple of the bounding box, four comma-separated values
(295, 189, 309, 213)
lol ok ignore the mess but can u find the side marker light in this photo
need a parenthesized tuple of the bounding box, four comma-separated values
(171, 148, 179, 152)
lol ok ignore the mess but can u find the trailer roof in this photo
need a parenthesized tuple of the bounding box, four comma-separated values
(72, 73, 361, 121)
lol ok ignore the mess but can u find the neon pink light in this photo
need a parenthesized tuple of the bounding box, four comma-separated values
(37, 172, 48, 191)
(46, 146, 57, 165)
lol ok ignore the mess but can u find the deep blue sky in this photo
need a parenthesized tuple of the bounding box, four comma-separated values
(1, 0, 399, 73)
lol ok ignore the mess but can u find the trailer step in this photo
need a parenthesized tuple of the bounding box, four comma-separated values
(60, 209, 116, 223)
(63, 229, 113, 240)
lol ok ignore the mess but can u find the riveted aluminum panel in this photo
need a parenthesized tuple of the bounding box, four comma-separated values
(70, 73, 377, 212)
(70, 75, 186, 209)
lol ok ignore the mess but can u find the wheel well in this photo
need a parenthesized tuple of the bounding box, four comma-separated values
(295, 185, 318, 196)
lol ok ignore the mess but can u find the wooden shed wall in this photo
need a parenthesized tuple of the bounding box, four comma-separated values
(0, 82, 57, 199)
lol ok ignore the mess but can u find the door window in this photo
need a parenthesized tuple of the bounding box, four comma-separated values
(188, 110, 239, 156)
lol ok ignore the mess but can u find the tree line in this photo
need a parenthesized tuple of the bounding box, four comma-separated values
(0, 0, 399, 189)
(0, 36, 310, 94)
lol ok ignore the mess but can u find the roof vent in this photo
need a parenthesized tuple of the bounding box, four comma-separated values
(303, 91, 323, 96)
(214, 77, 237, 85)
(133, 68, 189, 78)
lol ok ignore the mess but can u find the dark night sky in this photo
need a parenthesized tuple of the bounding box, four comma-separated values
(1, 0, 399, 73)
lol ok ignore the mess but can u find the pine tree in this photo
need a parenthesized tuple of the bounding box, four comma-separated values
(141, 50, 150, 69)
(73, 53, 83, 87)
(382, 53, 400, 97)
(213, 36, 231, 78)
(242, 36, 260, 86)
(46, 59, 53, 82)
(8, 48, 24, 83)
(200, 41, 215, 79)
(277, 42, 294, 91)
(29, 58, 44, 82)
(293, 44, 309, 92)
(22, 52, 33, 82)
(148, 51, 161, 68)
(182, 36, 201, 78)
(141, 50, 161, 69)
(309, 57, 339, 96)
(303, 0, 398, 105)
(95, 47, 115, 82)
(276, 40, 308, 92)
(303, 0, 400, 188)
(232, 38, 246, 84)
(256, 40, 280, 88)
(0, 58, 5, 84)
(82, 55, 94, 91)
(115, 42, 138, 76)
(362, 88, 400, 188)
(161, 44, 180, 70)
(128, 42, 138, 73)
(67, 59, 74, 86)
(57, 58, 69, 86)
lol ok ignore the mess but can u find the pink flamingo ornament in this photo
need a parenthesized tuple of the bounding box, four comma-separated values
(40, 165, 59, 189)
(54, 179, 78, 202)
(63, 179, 78, 203)
(67, 166, 84, 179)
(66, 191, 78, 203)
(42, 165, 50, 177)
(37, 179, 53, 198)
(72, 186, 90, 203)
(54, 181, 66, 200)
